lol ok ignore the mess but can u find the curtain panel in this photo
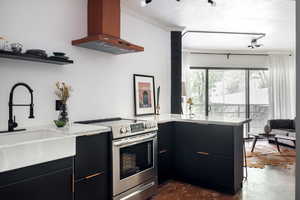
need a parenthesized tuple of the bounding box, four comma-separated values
(268, 54, 296, 119)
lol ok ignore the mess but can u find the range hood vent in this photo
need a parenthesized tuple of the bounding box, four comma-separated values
(72, 0, 144, 55)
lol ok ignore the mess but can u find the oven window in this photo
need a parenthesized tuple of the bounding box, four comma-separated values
(120, 141, 153, 180)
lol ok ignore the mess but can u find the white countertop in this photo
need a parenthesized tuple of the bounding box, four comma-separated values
(0, 123, 110, 173)
(135, 114, 251, 126)
(50, 123, 111, 137)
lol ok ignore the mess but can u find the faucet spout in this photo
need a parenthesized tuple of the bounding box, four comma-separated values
(8, 83, 35, 132)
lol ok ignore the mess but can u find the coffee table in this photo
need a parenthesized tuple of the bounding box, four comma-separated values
(249, 133, 280, 152)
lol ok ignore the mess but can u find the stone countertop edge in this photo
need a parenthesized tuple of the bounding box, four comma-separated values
(21, 123, 112, 137)
(52, 123, 111, 137)
(134, 114, 252, 126)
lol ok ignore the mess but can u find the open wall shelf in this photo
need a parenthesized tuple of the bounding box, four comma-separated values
(0, 51, 74, 65)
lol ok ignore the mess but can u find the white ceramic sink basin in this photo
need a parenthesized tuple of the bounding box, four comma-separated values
(0, 129, 75, 173)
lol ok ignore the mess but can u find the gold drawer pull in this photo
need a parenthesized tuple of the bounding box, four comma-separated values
(159, 149, 168, 154)
(196, 152, 209, 155)
(85, 172, 103, 180)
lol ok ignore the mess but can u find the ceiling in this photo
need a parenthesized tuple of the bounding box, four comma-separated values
(122, 0, 295, 52)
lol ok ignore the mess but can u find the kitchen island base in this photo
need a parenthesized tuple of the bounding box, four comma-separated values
(157, 121, 245, 194)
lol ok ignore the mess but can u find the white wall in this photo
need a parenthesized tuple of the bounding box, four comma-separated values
(296, 0, 299, 199)
(0, 0, 171, 130)
(184, 52, 268, 68)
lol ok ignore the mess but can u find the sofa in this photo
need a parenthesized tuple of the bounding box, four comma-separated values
(268, 119, 296, 147)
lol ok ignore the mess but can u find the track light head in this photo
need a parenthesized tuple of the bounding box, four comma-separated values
(208, 0, 216, 7)
(141, 0, 180, 7)
(141, 0, 152, 7)
(248, 39, 263, 49)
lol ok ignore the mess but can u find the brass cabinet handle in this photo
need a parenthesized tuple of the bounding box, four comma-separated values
(85, 172, 104, 180)
(196, 152, 209, 155)
(159, 149, 168, 154)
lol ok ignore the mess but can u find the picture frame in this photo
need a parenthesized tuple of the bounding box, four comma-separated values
(133, 74, 156, 116)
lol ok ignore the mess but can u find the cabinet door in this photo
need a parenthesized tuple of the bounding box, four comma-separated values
(75, 133, 109, 180)
(210, 156, 234, 188)
(158, 122, 173, 151)
(0, 168, 72, 200)
(158, 150, 172, 183)
(158, 123, 173, 183)
(75, 172, 108, 200)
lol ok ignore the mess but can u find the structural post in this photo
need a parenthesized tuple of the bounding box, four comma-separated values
(171, 31, 182, 114)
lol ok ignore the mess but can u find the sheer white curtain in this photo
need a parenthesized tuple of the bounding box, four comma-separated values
(182, 52, 191, 114)
(268, 54, 296, 119)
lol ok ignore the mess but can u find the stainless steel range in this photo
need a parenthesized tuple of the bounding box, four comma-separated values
(78, 118, 158, 200)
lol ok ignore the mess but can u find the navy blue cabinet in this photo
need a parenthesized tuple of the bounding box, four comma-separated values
(74, 133, 110, 200)
(157, 122, 173, 184)
(0, 158, 73, 200)
(173, 122, 243, 194)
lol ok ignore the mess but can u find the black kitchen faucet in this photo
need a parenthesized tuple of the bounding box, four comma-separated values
(8, 83, 34, 132)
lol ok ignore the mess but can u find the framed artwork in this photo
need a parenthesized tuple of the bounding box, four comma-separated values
(133, 74, 156, 116)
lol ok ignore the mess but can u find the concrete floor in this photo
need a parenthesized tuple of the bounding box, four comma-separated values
(153, 142, 295, 200)
(238, 165, 295, 200)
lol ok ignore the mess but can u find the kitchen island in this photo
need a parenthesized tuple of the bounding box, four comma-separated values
(136, 114, 251, 194)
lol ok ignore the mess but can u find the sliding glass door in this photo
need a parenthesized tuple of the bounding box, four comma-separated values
(208, 70, 246, 119)
(187, 67, 269, 135)
(249, 70, 270, 132)
(187, 69, 206, 115)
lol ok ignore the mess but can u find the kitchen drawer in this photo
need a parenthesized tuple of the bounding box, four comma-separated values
(174, 148, 211, 182)
(0, 168, 72, 200)
(174, 122, 234, 157)
(0, 157, 73, 188)
(174, 148, 234, 189)
(75, 172, 108, 200)
(75, 133, 109, 180)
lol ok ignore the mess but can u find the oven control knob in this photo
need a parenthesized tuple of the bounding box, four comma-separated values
(126, 127, 131, 132)
(120, 127, 127, 134)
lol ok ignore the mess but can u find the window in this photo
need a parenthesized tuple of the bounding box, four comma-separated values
(187, 69, 206, 115)
(185, 67, 270, 135)
(208, 69, 246, 119)
(249, 70, 270, 132)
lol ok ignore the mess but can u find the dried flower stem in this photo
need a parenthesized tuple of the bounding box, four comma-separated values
(55, 82, 72, 104)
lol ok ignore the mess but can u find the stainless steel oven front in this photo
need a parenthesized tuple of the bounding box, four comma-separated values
(112, 131, 157, 199)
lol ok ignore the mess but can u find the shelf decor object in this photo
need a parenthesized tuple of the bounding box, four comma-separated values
(156, 86, 160, 115)
(55, 82, 73, 124)
(0, 50, 74, 65)
(133, 74, 156, 116)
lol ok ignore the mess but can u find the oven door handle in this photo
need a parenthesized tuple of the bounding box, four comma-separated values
(113, 133, 157, 147)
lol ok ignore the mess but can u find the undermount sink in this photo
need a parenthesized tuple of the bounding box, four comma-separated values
(0, 129, 75, 173)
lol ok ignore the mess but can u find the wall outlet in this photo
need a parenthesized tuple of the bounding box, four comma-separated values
(56, 100, 63, 111)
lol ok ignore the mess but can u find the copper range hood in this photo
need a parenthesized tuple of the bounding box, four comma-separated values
(72, 0, 144, 55)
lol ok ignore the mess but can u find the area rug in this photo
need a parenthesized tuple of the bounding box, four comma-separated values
(152, 180, 239, 200)
(246, 142, 296, 169)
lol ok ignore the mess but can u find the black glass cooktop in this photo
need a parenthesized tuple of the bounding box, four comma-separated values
(75, 118, 142, 127)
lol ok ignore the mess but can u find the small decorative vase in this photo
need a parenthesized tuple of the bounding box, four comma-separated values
(59, 103, 69, 122)
(264, 125, 272, 135)
(188, 104, 193, 115)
